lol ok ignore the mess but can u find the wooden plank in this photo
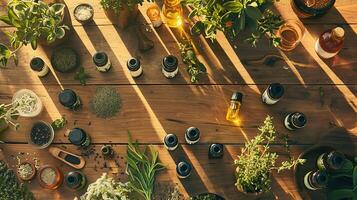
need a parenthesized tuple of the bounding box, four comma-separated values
(1, 23, 357, 85)
(1, 0, 356, 27)
(0, 144, 311, 200)
(1, 85, 356, 144)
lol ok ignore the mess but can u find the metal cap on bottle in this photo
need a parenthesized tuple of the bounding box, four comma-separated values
(209, 144, 224, 159)
(164, 134, 178, 149)
(93, 52, 108, 67)
(185, 127, 200, 142)
(127, 58, 141, 71)
(291, 112, 307, 128)
(176, 161, 192, 178)
(30, 57, 45, 71)
(311, 170, 328, 188)
(59, 89, 77, 108)
(68, 128, 86, 145)
(65, 171, 83, 189)
(231, 92, 243, 102)
(162, 55, 178, 72)
(268, 83, 284, 100)
(327, 151, 346, 170)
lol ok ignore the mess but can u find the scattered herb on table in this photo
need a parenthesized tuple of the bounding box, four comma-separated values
(319, 86, 324, 106)
(76, 173, 131, 200)
(75, 67, 91, 86)
(153, 183, 184, 200)
(179, 39, 206, 83)
(234, 116, 305, 194)
(190, 193, 224, 200)
(90, 87, 122, 118)
(17, 163, 34, 180)
(51, 116, 67, 130)
(127, 132, 165, 200)
(0, 160, 35, 200)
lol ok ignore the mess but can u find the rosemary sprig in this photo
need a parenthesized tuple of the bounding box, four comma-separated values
(126, 132, 165, 200)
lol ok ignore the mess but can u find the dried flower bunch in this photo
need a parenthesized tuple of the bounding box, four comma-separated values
(89, 87, 122, 118)
(234, 115, 305, 193)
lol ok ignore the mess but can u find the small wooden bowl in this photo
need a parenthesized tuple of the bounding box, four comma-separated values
(17, 162, 36, 181)
(74, 3, 94, 24)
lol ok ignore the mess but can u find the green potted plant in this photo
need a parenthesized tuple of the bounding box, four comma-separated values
(100, 0, 153, 28)
(234, 115, 305, 195)
(182, 0, 284, 47)
(0, 0, 72, 68)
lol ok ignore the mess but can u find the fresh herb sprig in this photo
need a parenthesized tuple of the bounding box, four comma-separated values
(179, 39, 206, 83)
(100, 0, 153, 14)
(75, 67, 91, 86)
(51, 116, 67, 130)
(126, 132, 165, 200)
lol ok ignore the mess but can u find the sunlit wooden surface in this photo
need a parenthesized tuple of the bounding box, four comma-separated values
(0, 0, 356, 199)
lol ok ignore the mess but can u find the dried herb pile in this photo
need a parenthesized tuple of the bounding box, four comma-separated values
(90, 87, 122, 118)
(0, 160, 35, 200)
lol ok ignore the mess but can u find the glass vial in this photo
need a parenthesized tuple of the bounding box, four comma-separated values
(226, 92, 243, 123)
(127, 57, 143, 78)
(317, 151, 346, 171)
(208, 144, 224, 159)
(162, 0, 183, 28)
(30, 57, 49, 77)
(65, 171, 87, 191)
(164, 133, 178, 151)
(101, 145, 114, 158)
(58, 89, 82, 110)
(304, 170, 328, 190)
(176, 161, 192, 179)
(147, 5, 163, 28)
(162, 55, 179, 78)
(262, 83, 284, 105)
(93, 52, 111, 72)
(185, 127, 200, 144)
(284, 112, 307, 130)
(315, 27, 345, 59)
(68, 128, 91, 148)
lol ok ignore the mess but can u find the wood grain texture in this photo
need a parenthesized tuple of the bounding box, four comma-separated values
(0, 85, 356, 144)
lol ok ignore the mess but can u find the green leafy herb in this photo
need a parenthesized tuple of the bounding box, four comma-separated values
(51, 116, 67, 130)
(179, 39, 206, 83)
(100, 0, 153, 15)
(183, 0, 282, 46)
(89, 87, 122, 118)
(75, 67, 91, 86)
(0, 161, 35, 200)
(126, 132, 165, 200)
(319, 86, 324, 106)
(0, 0, 69, 68)
(234, 116, 305, 193)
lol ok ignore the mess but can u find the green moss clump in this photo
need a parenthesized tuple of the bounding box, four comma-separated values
(51, 47, 80, 73)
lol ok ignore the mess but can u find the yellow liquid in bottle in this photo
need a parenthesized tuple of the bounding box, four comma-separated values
(226, 101, 241, 123)
(162, 0, 183, 28)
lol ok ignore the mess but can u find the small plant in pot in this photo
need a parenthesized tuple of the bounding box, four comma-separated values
(0, 0, 71, 68)
(100, 0, 153, 28)
(234, 115, 305, 195)
(182, 0, 284, 47)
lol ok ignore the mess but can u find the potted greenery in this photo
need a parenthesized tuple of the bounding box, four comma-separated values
(100, 0, 153, 28)
(0, 0, 72, 68)
(182, 0, 284, 47)
(234, 115, 305, 195)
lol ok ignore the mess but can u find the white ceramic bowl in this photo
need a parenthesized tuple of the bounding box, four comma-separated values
(12, 89, 43, 117)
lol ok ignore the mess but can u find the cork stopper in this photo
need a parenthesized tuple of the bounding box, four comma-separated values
(332, 27, 344, 38)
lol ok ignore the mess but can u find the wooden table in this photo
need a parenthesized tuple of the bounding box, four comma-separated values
(0, 0, 356, 199)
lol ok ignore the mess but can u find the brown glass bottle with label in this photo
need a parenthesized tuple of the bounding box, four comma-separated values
(315, 27, 345, 59)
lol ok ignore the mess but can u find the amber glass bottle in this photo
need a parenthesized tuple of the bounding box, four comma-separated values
(315, 27, 345, 59)
(162, 0, 182, 28)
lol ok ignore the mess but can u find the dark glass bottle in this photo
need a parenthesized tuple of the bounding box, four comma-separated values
(65, 171, 87, 191)
(262, 83, 284, 105)
(284, 112, 307, 130)
(317, 151, 346, 171)
(68, 128, 91, 148)
(164, 134, 179, 151)
(30, 57, 49, 77)
(315, 27, 345, 59)
(101, 145, 114, 158)
(127, 58, 143, 78)
(58, 89, 81, 110)
(162, 55, 179, 78)
(93, 52, 111, 72)
(304, 170, 328, 190)
(291, 0, 335, 18)
(176, 161, 192, 179)
(208, 144, 224, 159)
(185, 127, 200, 144)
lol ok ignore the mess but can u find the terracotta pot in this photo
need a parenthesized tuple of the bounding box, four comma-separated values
(0, 119, 8, 133)
(39, 0, 73, 47)
(104, 5, 139, 29)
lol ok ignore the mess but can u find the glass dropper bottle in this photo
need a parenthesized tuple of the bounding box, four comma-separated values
(226, 92, 243, 123)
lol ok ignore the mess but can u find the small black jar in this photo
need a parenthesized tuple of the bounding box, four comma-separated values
(93, 52, 111, 72)
(176, 161, 192, 179)
(58, 89, 81, 110)
(164, 134, 178, 151)
(208, 144, 224, 159)
(162, 55, 178, 79)
(185, 127, 200, 144)
(68, 128, 91, 148)
(65, 171, 87, 191)
(284, 112, 307, 130)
